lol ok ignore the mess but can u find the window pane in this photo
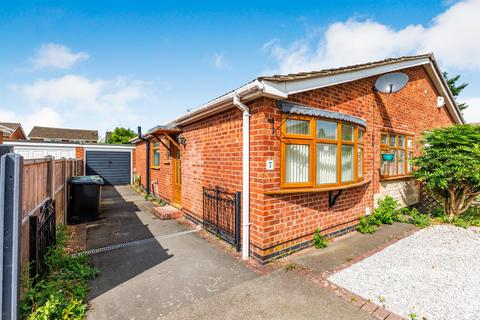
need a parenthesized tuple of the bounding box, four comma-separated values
(381, 149, 389, 175)
(389, 135, 396, 147)
(381, 133, 388, 145)
(316, 143, 337, 184)
(398, 150, 405, 175)
(358, 147, 364, 177)
(316, 120, 337, 140)
(285, 144, 310, 183)
(341, 145, 354, 182)
(286, 119, 310, 135)
(398, 135, 405, 148)
(358, 130, 364, 142)
(342, 124, 354, 141)
(407, 138, 413, 148)
(381, 149, 396, 175)
(407, 151, 413, 172)
(153, 151, 160, 166)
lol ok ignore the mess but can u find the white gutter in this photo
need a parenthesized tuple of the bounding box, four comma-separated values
(233, 94, 251, 260)
(171, 80, 287, 127)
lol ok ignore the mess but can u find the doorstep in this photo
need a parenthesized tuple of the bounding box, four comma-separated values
(152, 205, 183, 220)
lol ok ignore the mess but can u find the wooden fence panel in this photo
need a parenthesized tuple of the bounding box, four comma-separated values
(19, 157, 83, 268)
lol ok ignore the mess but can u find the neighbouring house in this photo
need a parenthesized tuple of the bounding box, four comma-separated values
(132, 54, 463, 263)
(28, 126, 99, 143)
(0, 122, 28, 141)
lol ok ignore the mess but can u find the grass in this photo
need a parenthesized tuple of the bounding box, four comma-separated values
(20, 226, 98, 320)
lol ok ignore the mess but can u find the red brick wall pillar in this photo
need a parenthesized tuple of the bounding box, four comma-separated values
(75, 147, 84, 160)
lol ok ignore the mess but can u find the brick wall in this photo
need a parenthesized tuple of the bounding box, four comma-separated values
(7, 128, 27, 141)
(133, 65, 456, 262)
(75, 147, 84, 160)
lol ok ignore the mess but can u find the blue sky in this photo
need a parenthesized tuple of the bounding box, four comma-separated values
(1, 0, 479, 137)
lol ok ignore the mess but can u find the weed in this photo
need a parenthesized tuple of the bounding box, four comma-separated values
(453, 217, 469, 228)
(357, 216, 378, 234)
(20, 226, 97, 319)
(312, 229, 328, 249)
(284, 263, 298, 272)
(372, 196, 399, 224)
(409, 210, 431, 228)
(408, 313, 418, 320)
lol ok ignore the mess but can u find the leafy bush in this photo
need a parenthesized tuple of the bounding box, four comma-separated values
(409, 209, 431, 228)
(20, 226, 97, 320)
(412, 125, 480, 217)
(357, 196, 400, 234)
(312, 229, 328, 249)
(372, 196, 399, 224)
(357, 216, 378, 234)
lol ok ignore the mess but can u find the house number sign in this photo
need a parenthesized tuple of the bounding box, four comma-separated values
(266, 159, 274, 171)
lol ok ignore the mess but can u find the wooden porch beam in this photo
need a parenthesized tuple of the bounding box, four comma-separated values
(164, 133, 180, 149)
(152, 134, 170, 150)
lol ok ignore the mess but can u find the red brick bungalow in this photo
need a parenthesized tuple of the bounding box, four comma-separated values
(132, 54, 463, 263)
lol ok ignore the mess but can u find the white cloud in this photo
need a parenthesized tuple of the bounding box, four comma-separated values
(462, 97, 480, 123)
(265, 0, 480, 74)
(211, 53, 229, 69)
(29, 43, 89, 70)
(0, 107, 63, 134)
(7, 74, 154, 134)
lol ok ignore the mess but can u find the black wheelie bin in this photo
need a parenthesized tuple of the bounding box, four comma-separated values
(67, 175, 104, 224)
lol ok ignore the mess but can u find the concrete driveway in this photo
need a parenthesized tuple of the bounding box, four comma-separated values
(86, 186, 375, 320)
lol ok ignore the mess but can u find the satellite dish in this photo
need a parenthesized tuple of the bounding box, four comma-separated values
(374, 72, 409, 94)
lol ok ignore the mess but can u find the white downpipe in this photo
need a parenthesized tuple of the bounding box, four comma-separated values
(233, 94, 250, 260)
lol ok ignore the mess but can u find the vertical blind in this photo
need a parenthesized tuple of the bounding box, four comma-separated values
(285, 144, 310, 183)
(316, 143, 337, 184)
(341, 145, 354, 182)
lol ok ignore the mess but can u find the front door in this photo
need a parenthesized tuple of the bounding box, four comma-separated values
(171, 144, 182, 207)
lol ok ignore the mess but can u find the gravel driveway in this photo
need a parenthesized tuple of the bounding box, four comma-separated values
(329, 225, 480, 320)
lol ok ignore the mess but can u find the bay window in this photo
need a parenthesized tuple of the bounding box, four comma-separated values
(380, 132, 414, 178)
(281, 116, 365, 189)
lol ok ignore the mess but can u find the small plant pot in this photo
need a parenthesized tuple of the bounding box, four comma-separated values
(382, 153, 395, 162)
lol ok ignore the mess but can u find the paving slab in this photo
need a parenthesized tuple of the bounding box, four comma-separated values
(87, 186, 258, 320)
(288, 222, 417, 273)
(163, 269, 376, 320)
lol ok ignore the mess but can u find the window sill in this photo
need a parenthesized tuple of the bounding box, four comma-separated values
(151, 166, 161, 170)
(380, 174, 413, 181)
(264, 180, 371, 195)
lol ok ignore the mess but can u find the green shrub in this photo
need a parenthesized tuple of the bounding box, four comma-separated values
(312, 229, 328, 249)
(357, 216, 378, 234)
(457, 206, 480, 227)
(372, 196, 400, 224)
(409, 209, 431, 228)
(20, 226, 98, 320)
(453, 217, 469, 228)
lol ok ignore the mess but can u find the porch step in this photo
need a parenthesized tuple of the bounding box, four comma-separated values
(152, 205, 183, 220)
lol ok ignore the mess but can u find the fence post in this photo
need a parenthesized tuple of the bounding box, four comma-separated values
(63, 158, 67, 225)
(1, 153, 23, 320)
(235, 192, 241, 252)
(46, 156, 54, 200)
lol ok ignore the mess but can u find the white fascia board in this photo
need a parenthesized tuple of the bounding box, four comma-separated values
(4, 141, 135, 150)
(424, 62, 464, 124)
(83, 145, 135, 151)
(169, 80, 280, 126)
(264, 58, 431, 95)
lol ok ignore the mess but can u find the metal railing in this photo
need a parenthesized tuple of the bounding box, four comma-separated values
(203, 186, 241, 251)
(29, 199, 56, 278)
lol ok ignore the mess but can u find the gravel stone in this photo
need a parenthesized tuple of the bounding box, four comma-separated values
(329, 225, 480, 320)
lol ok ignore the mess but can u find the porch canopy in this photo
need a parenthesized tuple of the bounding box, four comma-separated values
(147, 125, 183, 149)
